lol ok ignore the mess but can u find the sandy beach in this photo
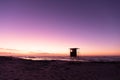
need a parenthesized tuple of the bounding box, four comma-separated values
(0, 56, 120, 80)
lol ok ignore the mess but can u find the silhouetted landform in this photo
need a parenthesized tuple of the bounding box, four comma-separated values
(0, 56, 120, 80)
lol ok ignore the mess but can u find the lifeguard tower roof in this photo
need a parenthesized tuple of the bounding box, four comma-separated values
(70, 48, 79, 49)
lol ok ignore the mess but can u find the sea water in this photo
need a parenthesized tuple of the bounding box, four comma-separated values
(18, 56, 120, 62)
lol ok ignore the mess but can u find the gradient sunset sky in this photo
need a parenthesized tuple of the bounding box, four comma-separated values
(0, 0, 120, 56)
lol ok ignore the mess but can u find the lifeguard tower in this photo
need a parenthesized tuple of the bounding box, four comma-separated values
(70, 48, 79, 57)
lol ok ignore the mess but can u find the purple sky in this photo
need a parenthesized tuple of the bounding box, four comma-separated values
(0, 0, 120, 56)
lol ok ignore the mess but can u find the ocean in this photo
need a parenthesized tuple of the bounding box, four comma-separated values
(18, 56, 120, 62)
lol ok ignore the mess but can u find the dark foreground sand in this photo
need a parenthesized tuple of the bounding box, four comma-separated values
(0, 56, 120, 80)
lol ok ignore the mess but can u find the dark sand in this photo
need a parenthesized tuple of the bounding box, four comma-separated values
(0, 56, 120, 80)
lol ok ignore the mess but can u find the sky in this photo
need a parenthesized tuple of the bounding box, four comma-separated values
(0, 0, 120, 56)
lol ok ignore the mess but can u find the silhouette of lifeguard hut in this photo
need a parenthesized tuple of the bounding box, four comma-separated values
(70, 48, 79, 57)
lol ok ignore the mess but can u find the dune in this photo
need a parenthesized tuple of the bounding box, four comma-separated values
(0, 56, 120, 80)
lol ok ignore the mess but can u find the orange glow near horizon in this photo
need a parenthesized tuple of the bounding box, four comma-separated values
(0, 33, 120, 56)
(0, 42, 120, 56)
(1, 35, 119, 56)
